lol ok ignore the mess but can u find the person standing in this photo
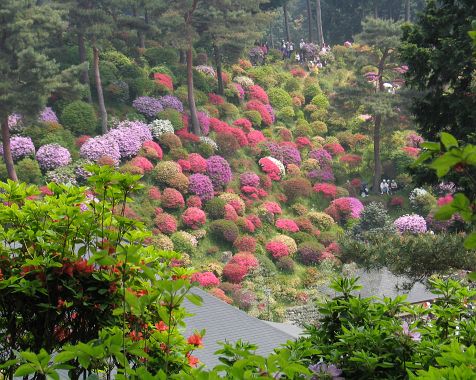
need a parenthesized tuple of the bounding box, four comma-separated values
(289, 42, 294, 58)
(295, 52, 301, 63)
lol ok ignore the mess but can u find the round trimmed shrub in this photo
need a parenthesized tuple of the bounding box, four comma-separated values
(281, 177, 312, 202)
(36, 144, 71, 171)
(233, 235, 257, 253)
(310, 93, 330, 109)
(268, 87, 293, 110)
(155, 161, 181, 184)
(157, 108, 183, 131)
(161, 188, 185, 209)
(204, 197, 226, 219)
(216, 132, 240, 158)
(206, 155, 232, 189)
(189, 173, 214, 201)
(16, 158, 42, 184)
(222, 263, 248, 284)
(170, 231, 197, 255)
(60, 101, 97, 135)
(243, 110, 262, 127)
(182, 207, 207, 229)
(154, 212, 178, 235)
(297, 241, 325, 265)
(276, 256, 295, 274)
(210, 219, 239, 243)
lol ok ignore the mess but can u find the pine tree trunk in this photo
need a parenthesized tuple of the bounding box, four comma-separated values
(78, 34, 92, 103)
(1, 116, 18, 181)
(93, 46, 108, 134)
(405, 0, 410, 21)
(306, 0, 313, 42)
(315, 0, 324, 46)
(283, 3, 291, 42)
(179, 50, 186, 64)
(372, 114, 382, 192)
(214, 46, 224, 95)
(187, 46, 200, 136)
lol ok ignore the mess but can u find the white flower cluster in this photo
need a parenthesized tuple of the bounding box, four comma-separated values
(409, 187, 429, 203)
(266, 156, 286, 176)
(199, 136, 218, 150)
(195, 65, 216, 77)
(233, 75, 254, 88)
(149, 119, 174, 139)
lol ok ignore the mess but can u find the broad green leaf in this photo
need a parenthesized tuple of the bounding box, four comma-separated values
(440, 132, 458, 149)
(54, 351, 76, 363)
(186, 293, 203, 306)
(14, 364, 37, 377)
(464, 232, 476, 250)
(429, 153, 461, 177)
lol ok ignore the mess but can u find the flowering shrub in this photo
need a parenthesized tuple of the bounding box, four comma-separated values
(297, 241, 325, 265)
(262, 201, 282, 215)
(210, 219, 239, 243)
(259, 157, 285, 181)
(325, 197, 364, 222)
(132, 96, 163, 118)
(246, 100, 273, 126)
(247, 130, 266, 146)
(0, 136, 35, 161)
(265, 241, 289, 259)
(153, 72, 173, 91)
(402, 146, 420, 157)
(437, 194, 453, 206)
(148, 186, 161, 200)
(155, 161, 181, 183)
(275, 219, 300, 233)
(240, 172, 260, 188)
(394, 214, 427, 234)
(224, 203, 239, 221)
(208, 93, 225, 105)
(80, 136, 121, 165)
(186, 195, 202, 208)
(339, 154, 362, 167)
(290, 67, 306, 77)
(117, 120, 153, 144)
(36, 144, 71, 171)
(38, 107, 58, 123)
(296, 137, 312, 149)
(280, 145, 302, 166)
(159, 95, 183, 112)
(142, 140, 163, 160)
(8, 113, 22, 130)
(106, 126, 143, 158)
(149, 119, 174, 139)
(313, 183, 337, 198)
(191, 272, 220, 288)
(233, 235, 257, 253)
(324, 143, 345, 156)
(130, 156, 153, 172)
(161, 188, 185, 209)
(195, 65, 216, 77)
(229, 252, 259, 271)
(206, 155, 232, 189)
(222, 263, 248, 283)
(209, 288, 232, 304)
(406, 132, 424, 147)
(234, 75, 254, 88)
(182, 207, 206, 229)
(247, 85, 269, 104)
(233, 118, 252, 132)
(197, 111, 210, 135)
(154, 212, 178, 234)
(188, 153, 207, 173)
(282, 177, 313, 202)
(216, 132, 240, 157)
(189, 174, 215, 201)
(309, 148, 333, 166)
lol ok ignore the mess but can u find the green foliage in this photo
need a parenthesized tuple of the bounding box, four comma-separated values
(60, 100, 98, 136)
(15, 158, 43, 184)
(244, 110, 262, 127)
(310, 93, 330, 110)
(303, 82, 321, 103)
(268, 87, 293, 110)
(209, 219, 239, 244)
(144, 47, 179, 67)
(352, 202, 393, 237)
(204, 198, 227, 220)
(157, 108, 184, 130)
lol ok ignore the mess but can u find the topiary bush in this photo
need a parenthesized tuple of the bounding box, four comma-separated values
(281, 177, 312, 203)
(204, 198, 226, 219)
(143, 47, 178, 66)
(268, 87, 293, 110)
(296, 241, 325, 265)
(209, 219, 239, 244)
(15, 158, 42, 184)
(276, 256, 295, 274)
(157, 108, 184, 130)
(60, 101, 98, 136)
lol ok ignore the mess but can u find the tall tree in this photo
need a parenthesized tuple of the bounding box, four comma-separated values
(355, 18, 403, 192)
(306, 0, 313, 42)
(315, 0, 324, 46)
(283, 2, 291, 41)
(0, 1, 65, 180)
(400, 0, 476, 144)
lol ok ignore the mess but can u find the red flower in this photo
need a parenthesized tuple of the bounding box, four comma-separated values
(155, 321, 168, 331)
(153, 73, 173, 90)
(74, 259, 94, 274)
(187, 353, 200, 367)
(187, 333, 203, 347)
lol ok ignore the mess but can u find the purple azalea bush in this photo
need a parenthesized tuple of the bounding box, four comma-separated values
(309, 148, 333, 167)
(308, 168, 335, 182)
(309, 362, 343, 380)
(117, 120, 152, 144)
(36, 144, 71, 171)
(206, 155, 232, 189)
(0, 136, 35, 161)
(189, 174, 215, 201)
(264, 104, 276, 123)
(197, 111, 210, 135)
(132, 96, 163, 119)
(8, 114, 22, 130)
(280, 145, 301, 166)
(38, 107, 59, 124)
(159, 95, 184, 113)
(345, 197, 364, 218)
(240, 172, 260, 187)
(106, 127, 142, 159)
(80, 136, 121, 166)
(394, 214, 427, 234)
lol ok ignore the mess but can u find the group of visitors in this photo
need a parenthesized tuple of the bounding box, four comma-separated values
(380, 179, 398, 195)
(280, 40, 295, 59)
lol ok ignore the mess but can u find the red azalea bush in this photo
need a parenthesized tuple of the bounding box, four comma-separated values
(75, 135, 91, 148)
(191, 271, 220, 287)
(188, 153, 207, 173)
(233, 118, 252, 132)
(402, 146, 421, 157)
(222, 263, 248, 283)
(182, 207, 206, 229)
(324, 197, 364, 222)
(265, 241, 289, 259)
(233, 235, 257, 253)
(229, 127, 248, 147)
(229, 252, 259, 270)
(389, 196, 405, 208)
(209, 117, 230, 133)
(154, 212, 178, 234)
(208, 93, 225, 105)
(186, 195, 202, 208)
(258, 157, 282, 181)
(350, 178, 362, 189)
(247, 85, 269, 104)
(324, 143, 345, 156)
(142, 140, 163, 160)
(177, 159, 191, 172)
(247, 130, 266, 146)
(161, 188, 185, 209)
(326, 242, 341, 255)
(224, 203, 239, 221)
(282, 177, 312, 202)
(339, 154, 362, 167)
(153, 73, 173, 91)
(227, 199, 245, 215)
(176, 128, 200, 143)
(313, 183, 337, 198)
(275, 218, 300, 233)
(130, 156, 154, 172)
(246, 100, 273, 126)
(296, 136, 312, 149)
(290, 67, 306, 77)
(148, 186, 161, 201)
(246, 214, 262, 229)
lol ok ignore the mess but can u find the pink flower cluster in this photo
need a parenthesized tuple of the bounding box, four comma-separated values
(208, 93, 225, 105)
(265, 241, 289, 258)
(161, 188, 185, 209)
(142, 140, 163, 160)
(325, 197, 364, 221)
(155, 212, 177, 234)
(191, 272, 220, 288)
(263, 201, 282, 215)
(36, 144, 71, 171)
(394, 214, 427, 234)
(324, 143, 345, 156)
(437, 194, 453, 206)
(275, 219, 300, 232)
(246, 100, 274, 126)
(233, 118, 252, 132)
(182, 207, 206, 229)
(0, 136, 35, 161)
(130, 156, 153, 172)
(258, 157, 282, 181)
(247, 130, 266, 146)
(313, 183, 337, 198)
(247, 85, 269, 104)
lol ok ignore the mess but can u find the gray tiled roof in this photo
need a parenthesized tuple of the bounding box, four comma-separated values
(183, 288, 299, 368)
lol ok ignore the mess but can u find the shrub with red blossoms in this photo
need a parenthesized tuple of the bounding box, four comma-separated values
(229, 252, 259, 270)
(247, 130, 266, 146)
(209, 118, 229, 133)
(186, 195, 202, 208)
(313, 183, 337, 198)
(75, 135, 91, 148)
(161, 188, 185, 209)
(209, 288, 233, 304)
(130, 156, 153, 172)
(229, 127, 248, 147)
(177, 159, 191, 172)
(389, 196, 404, 208)
(191, 272, 220, 288)
(402, 146, 421, 157)
(148, 186, 161, 200)
(339, 154, 362, 167)
(208, 93, 225, 105)
(437, 194, 453, 206)
(326, 242, 341, 255)
(222, 263, 248, 283)
(142, 140, 163, 160)
(296, 136, 312, 149)
(153, 73, 173, 91)
(176, 128, 200, 143)
(182, 207, 206, 229)
(247, 85, 269, 104)
(350, 178, 362, 189)
(224, 204, 239, 221)
(233, 118, 252, 132)
(265, 241, 289, 259)
(275, 219, 300, 233)
(233, 235, 257, 253)
(154, 212, 177, 234)
(290, 67, 306, 77)
(246, 100, 273, 126)
(258, 157, 284, 181)
(263, 201, 282, 215)
(188, 153, 207, 173)
(246, 214, 262, 229)
(324, 143, 345, 156)
(325, 197, 364, 222)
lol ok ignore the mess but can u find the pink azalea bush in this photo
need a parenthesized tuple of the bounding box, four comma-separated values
(206, 155, 232, 189)
(275, 219, 300, 233)
(394, 214, 427, 234)
(80, 136, 121, 166)
(142, 140, 163, 160)
(191, 272, 220, 288)
(161, 188, 185, 209)
(36, 144, 71, 171)
(265, 241, 289, 258)
(154, 212, 178, 235)
(325, 197, 364, 222)
(182, 207, 207, 229)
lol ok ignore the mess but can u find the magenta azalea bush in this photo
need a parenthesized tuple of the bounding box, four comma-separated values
(197, 111, 210, 135)
(240, 172, 260, 187)
(191, 271, 220, 287)
(309, 148, 333, 167)
(132, 96, 163, 118)
(0, 136, 35, 161)
(36, 144, 71, 171)
(80, 136, 121, 166)
(189, 174, 215, 201)
(206, 155, 232, 189)
(394, 214, 427, 234)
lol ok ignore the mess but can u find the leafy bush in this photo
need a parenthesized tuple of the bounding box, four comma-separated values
(296, 241, 325, 265)
(310, 93, 330, 109)
(268, 87, 293, 110)
(15, 158, 42, 184)
(244, 110, 262, 127)
(210, 219, 239, 243)
(276, 256, 295, 274)
(204, 198, 227, 219)
(60, 101, 97, 135)
(281, 177, 312, 202)
(143, 47, 178, 66)
(157, 108, 184, 130)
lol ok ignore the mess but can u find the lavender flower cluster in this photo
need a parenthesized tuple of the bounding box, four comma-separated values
(189, 173, 215, 201)
(309, 148, 333, 167)
(308, 167, 335, 182)
(0, 136, 35, 161)
(159, 95, 184, 113)
(280, 145, 301, 166)
(240, 172, 260, 187)
(394, 214, 427, 234)
(132, 96, 163, 119)
(106, 120, 152, 158)
(197, 111, 210, 135)
(117, 120, 152, 144)
(80, 136, 121, 166)
(206, 155, 232, 189)
(8, 114, 22, 130)
(38, 107, 59, 124)
(36, 144, 71, 171)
